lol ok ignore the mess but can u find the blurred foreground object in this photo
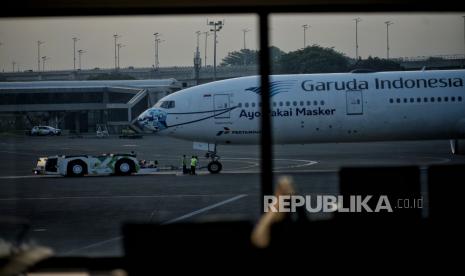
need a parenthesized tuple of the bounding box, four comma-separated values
(251, 175, 296, 248)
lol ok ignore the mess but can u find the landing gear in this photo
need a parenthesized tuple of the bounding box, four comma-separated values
(208, 161, 222, 174)
(205, 146, 223, 174)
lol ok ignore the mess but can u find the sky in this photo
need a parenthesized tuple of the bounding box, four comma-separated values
(0, 13, 464, 72)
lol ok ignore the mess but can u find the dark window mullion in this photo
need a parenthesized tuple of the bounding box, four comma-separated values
(258, 12, 273, 210)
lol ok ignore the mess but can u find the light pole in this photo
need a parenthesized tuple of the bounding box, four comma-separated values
(195, 31, 201, 66)
(113, 34, 120, 70)
(42, 56, 50, 72)
(117, 43, 125, 69)
(77, 49, 86, 70)
(385, 21, 393, 59)
(12, 61, 16, 72)
(242, 28, 250, 66)
(196, 31, 201, 55)
(0, 42, 3, 72)
(354, 18, 362, 60)
(242, 28, 250, 50)
(302, 24, 309, 48)
(463, 16, 465, 56)
(194, 31, 202, 84)
(153, 33, 162, 70)
(37, 40, 44, 72)
(203, 31, 209, 67)
(72, 37, 79, 70)
(207, 19, 224, 80)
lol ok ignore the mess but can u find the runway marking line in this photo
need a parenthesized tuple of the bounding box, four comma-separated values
(62, 194, 247, 255)
(161, 194, 247, 225)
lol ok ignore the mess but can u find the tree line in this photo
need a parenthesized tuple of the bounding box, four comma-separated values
(220, 45, 404, 73)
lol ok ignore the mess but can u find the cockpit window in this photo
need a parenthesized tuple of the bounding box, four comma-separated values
(157, 100, 176, 109)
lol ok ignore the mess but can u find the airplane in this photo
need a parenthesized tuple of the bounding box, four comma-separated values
(135, 69, 465, 173)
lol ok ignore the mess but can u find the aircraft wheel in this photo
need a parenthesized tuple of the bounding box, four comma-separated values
(208, 161, 222, 174)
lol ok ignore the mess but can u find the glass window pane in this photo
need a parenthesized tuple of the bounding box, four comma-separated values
(0, 14, 260, 257)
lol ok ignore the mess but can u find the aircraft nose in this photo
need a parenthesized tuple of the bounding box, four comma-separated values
(135, 108, 169, 133)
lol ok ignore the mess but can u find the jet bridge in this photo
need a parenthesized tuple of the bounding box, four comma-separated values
(0, 79, 182, 133)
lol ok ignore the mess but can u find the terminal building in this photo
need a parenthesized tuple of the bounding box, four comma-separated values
(0, 79, 182, 134)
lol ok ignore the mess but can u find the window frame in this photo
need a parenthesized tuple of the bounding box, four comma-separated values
(4, 1, 462, 270)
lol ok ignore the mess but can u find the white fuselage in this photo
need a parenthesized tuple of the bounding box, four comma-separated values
(137, 70, 465, 145)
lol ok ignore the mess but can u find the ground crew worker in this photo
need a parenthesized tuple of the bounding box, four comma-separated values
(182, 155, 188, 174)
(190, 155, 197, 175)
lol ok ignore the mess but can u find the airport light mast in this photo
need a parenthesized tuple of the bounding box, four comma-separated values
(194, 31, 202, 85)
(72, 37, 79, 70)
(302, 24, 309, 48)
(196, 31, 201, 53)
(153, 33, 162, 70)
(208, 19, 224, 81)
(113, 34, 120, 70)
(242, 28, 250, 66)
(77, 49, 86, 70)
(242, 28, 250, 50)
(385, 21, 393, 60)
(37, 40, 44, 72)
(0, 42, 3, 72)
(463, 16, 465, 56)
(203, 31, 209, 67)
(41, 56, 50, 72)
(0, 42, 5, 72)
(353, 18, 362, 60)
(117, 43, 125, 69)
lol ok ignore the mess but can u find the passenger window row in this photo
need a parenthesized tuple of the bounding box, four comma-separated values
(237, 100, 325, 108)
(389, 96, 463, 104)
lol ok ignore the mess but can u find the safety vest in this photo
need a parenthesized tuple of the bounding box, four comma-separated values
(182, 157, 187, 166)
(191, 158, 197, 167)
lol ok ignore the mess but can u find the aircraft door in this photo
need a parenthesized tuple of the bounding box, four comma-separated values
(346, 90, 363, 115)
(213, 94, 230, 119)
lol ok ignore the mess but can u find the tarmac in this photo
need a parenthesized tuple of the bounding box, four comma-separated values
(1, 135, 464, 256)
